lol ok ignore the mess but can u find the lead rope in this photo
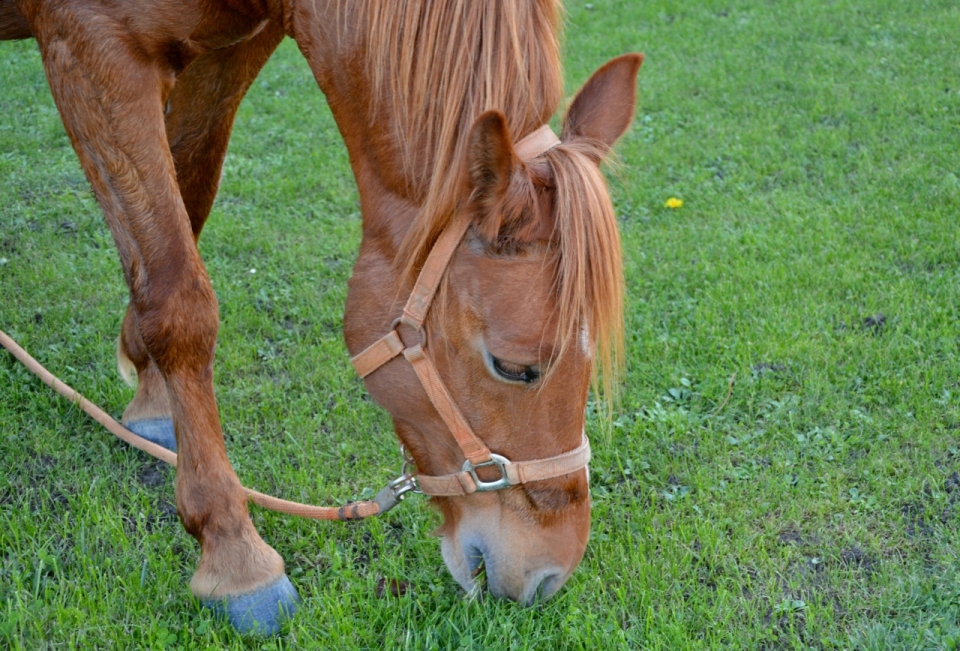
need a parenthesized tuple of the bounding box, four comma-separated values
(0, 328, 414, 521)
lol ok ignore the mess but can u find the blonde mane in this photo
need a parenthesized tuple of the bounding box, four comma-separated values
(360, 0, 563, 262)
(542, 140, 624, 400)
(359, 0, 623, 397)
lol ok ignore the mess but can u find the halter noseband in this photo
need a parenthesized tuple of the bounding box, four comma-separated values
(350, 125, 591, 497)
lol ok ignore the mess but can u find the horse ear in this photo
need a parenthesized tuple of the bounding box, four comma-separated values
(562, 53, 644, 153)
(466, 110, 520, 241)
(467, 110, 516, 199)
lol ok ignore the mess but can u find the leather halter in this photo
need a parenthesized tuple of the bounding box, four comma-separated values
(350, 125, 592, 497)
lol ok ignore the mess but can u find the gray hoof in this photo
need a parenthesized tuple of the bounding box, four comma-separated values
(125, 418, 177, 452)
(203, 575, 300, 636)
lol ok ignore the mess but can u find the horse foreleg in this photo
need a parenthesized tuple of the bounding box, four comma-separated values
(118, 22, 285, 454)
(31, 10, 296, 634)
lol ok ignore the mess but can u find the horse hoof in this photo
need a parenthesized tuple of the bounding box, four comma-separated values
(125, 418, 177, 452)
(203, 575, 300, 636)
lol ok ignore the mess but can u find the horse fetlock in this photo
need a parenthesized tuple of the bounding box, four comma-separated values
(189, 521, 287, 599)
(191, 523, 297, 636)
(120, 359, 172, 419)
(119, 345, 175, 451)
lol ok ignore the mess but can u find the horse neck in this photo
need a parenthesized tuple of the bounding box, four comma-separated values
(287, 0, 563, 264)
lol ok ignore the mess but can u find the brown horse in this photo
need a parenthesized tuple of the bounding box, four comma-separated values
(2, 0, 641, 634)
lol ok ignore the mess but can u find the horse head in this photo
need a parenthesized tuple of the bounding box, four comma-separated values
(346, 53, 643, 604)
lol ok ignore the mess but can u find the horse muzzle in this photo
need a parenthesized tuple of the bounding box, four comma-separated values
(439, 489, 589, 605)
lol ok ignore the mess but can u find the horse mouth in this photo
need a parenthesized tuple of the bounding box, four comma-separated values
(443, 537, 567, 605)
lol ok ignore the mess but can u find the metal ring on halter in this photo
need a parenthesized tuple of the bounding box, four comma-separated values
(462, 453, 512, 492)
(399, 444, 423, 494)
(391, 316, 426, 349)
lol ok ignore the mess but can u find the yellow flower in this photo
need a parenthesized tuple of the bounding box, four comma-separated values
(664, 197, 683, 209)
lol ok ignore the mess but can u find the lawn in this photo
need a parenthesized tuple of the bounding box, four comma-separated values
(2, 0, 960, 648)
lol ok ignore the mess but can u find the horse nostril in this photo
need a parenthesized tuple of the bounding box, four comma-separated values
(522, 568, 565, 605)
(466, 544, 486, 579)
(537, 571, 564, 601)
(463, 544, 488, 598)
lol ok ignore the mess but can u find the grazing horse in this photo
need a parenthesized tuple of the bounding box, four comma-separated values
(1, 0, 642, 635)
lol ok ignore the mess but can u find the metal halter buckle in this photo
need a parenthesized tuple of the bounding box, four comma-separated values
(386, 473, 418, 500)
(373, 472, 419, 515)
(462, 453, 512, 492)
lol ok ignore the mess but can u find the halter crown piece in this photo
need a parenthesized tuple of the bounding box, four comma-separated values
(351, 124, 592, 498)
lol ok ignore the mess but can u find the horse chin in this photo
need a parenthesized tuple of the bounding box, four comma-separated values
(438, 496, 587, 606)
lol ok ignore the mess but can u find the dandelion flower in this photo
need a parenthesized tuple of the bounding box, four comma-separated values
(665, 197, 683, 209)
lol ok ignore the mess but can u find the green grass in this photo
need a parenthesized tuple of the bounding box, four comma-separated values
(2, 0, 960, 648)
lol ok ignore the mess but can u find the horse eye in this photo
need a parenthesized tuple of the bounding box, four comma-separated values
(491, 356, 540, 384)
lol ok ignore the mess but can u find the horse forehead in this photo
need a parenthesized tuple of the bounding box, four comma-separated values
(466, 254, 556, 334)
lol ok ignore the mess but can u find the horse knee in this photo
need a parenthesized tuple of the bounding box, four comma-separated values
(133, 271, 219, 376)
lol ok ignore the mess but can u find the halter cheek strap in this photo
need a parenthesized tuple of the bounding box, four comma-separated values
(350, 124, 591, 497)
